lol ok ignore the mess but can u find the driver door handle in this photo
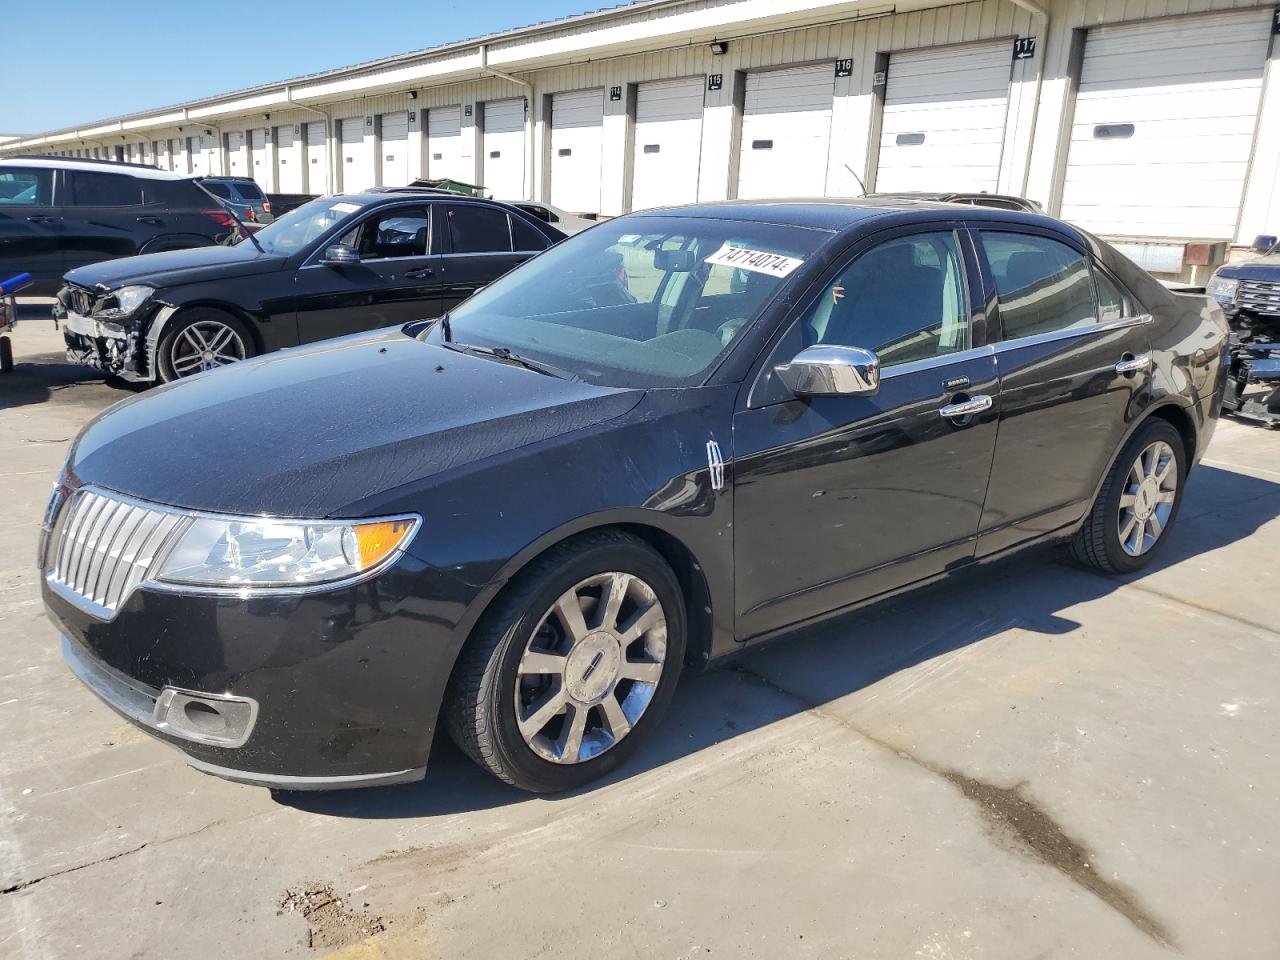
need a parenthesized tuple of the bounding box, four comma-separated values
(939, 394, 993, 419)
(27, 215, 59, 224)
(136, 216, 163, 225)
(1115, 352, 1151, 374)
(403, 267, 433, 279)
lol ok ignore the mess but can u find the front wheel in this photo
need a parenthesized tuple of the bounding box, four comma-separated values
(1070, 419, 1186, 574)
(443, 530, 686, 793)
(156, 308, 254, 382)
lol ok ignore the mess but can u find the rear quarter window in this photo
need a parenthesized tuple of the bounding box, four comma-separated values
(232, 182, 264, 201)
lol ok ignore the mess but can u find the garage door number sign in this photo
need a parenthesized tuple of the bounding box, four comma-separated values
(1013, 36, 1037, 60)
(705, 244, 805, 277)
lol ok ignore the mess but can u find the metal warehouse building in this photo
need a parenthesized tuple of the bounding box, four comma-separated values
(7, 0, 1280, 280)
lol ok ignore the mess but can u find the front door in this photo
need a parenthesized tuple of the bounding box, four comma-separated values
(732, 227, 1000, 640)
(293, 204, 443, 345)
(971, 227, 1154, 555)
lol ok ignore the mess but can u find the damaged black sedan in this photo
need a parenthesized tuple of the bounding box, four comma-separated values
(42, 199, 1228, 793)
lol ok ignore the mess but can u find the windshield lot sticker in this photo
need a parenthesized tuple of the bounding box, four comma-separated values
(704, 244, 804, 277)
(329, 202, 362, 214)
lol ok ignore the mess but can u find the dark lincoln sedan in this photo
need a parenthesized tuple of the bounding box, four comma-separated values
(54, 191, 563, 383)
(41, 199, 1228, 793)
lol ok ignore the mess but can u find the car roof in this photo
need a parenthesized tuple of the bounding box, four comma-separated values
(0, 155, 191, 180)
(630, 197, 1060, 232)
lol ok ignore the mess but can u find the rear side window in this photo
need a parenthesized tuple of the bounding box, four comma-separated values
(511, 216, 549, 252)
(233, 182, 264, 201)
(70, 171, 143, 206)
(447, 205, 512, 253)
(980, 232, 1096, 340)
(0, 168, 53, 206)
(202, 182, 233, 200)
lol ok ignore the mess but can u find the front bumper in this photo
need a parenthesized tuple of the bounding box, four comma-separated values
(44, 549, 477, 790)
(55, 287, 164, 382)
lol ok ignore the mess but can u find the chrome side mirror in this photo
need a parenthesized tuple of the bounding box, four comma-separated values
(321, 243, 360, 265)
(775, 345, 880, 397)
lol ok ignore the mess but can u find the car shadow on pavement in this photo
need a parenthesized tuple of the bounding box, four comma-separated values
(0, 317, 139, 411)
(276, 462, 1280, 820)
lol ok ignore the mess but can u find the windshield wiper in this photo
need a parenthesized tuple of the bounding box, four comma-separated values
(443, 341, 578, 381)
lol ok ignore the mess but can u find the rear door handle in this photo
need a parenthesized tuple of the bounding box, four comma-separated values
(403, 267, 433, 279)
(939, 394, 993, 419)
(1115, 352, 1151, 375)
(27, 215, 58, 224)
(136, 216, 163, 225)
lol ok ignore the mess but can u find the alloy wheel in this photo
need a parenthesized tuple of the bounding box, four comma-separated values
(1117, 440, 1178, 557)
(514, 571, 667, 764)
(169, 320, 247, 377)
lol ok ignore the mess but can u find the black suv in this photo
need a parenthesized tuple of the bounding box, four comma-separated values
(56, 191, 564, 383)
(0, 157, 238, 295)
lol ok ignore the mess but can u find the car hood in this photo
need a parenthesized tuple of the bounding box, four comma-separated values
(1218, 254, 1280, 282)
(64, 243, 287, 291)
(68, 327, 644, 517)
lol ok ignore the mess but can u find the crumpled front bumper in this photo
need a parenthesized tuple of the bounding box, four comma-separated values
(54, 290, 169, 382)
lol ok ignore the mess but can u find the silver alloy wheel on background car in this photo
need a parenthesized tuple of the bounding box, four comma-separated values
(514, 571, 668, 764)
(169, 320, 247, 377)
(1118, 440, 1179, 557)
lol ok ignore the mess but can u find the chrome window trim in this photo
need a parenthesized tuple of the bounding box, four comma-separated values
(990, 313, 1152, 354)
(879, 344, 995, 381)
(46, 484, 422, 613)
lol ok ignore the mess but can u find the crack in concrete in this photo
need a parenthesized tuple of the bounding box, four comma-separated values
(1, 818, 225, 896)
(732, 664, 1178, 950)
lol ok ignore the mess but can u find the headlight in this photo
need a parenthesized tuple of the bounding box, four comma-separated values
(94, 284, 154, 319)
(1207, 275, 1238, 304)
(152, 514, 420, 591)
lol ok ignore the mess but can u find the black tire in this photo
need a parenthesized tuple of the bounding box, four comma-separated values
(0, 336, 12, 373)
(1070, 418, 1187, 574)
(155, 308, 255, 383)
(443, 529, 686, 793)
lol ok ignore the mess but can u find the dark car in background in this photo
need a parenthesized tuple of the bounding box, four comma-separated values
(0, 157, 239, 295)
(1207, 234, 1280, 427)
(55, 191, 564, 382)
(42, 199, 1228, 793)
(198, 176, 273, 224)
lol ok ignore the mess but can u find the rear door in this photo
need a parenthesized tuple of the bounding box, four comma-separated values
(0, 165, 64, 290)
(293, 204, 443, 344)
(732, 224, 999, 638)
(60, 169, 154, 270)
(438, 203, 545, 312)
(972, 225, 1152, 555)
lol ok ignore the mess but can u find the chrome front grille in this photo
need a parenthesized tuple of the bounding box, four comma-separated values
(1237, 279, 1280, 315)
(48, 489, 187, 617)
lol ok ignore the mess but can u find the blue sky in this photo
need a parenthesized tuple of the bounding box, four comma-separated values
(0, 0, 605, 134)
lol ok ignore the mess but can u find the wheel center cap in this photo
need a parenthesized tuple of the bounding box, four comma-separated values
(565, 631, 621, 703)
(1135, 478, 1160, 519)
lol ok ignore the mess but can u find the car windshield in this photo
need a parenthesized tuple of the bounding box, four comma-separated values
(424, 216, 828, 388)
(247, 197, 366, 255)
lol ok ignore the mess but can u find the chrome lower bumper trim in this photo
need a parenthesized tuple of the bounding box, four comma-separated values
(185, 757, 427, 791)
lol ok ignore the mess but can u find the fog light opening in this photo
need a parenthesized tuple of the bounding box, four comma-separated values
(183, 700, 227, 735)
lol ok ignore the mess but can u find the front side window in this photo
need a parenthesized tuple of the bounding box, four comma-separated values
(353, 207, 430, 259)
(69, 171, 142, 206)
(0, 168, 53, 206)
(426, 216, 827, 388)
(447, 205, 512, 254)
(798, 231, 969, 368)
(980, 232, 1096, 340)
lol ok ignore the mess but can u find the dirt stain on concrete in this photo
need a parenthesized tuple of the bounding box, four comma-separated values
(278, 882, 386, 950)
(940, 770, 1176, 950)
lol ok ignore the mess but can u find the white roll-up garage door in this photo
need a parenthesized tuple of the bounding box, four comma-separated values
(341, 118, 373, 192)
(551, 89, 604, 215)
(631, 78, 704, 211)
(250, 128, 267, 181)
(169, 138, 182, 173)
(737, 65, 834, 200)
(380, 112, 410, 187)
(1060, 9, 1272, 240)
(876, 42, 1012, 193)
(426, 106, 467, 182)
(226, 132, 245, 176)
(276, 125, 303, 193)
(482, 98, 526, 200)
(306, 122, 329, 195)
(188, 137, 205, 176)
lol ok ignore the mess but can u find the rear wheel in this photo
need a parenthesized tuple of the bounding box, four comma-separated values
(156, 308, 253, 382)
(443, 530, 686, 793)
(1070, 419, 1186, 574)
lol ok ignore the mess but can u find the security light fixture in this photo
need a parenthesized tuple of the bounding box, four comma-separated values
(709, 40, 729, 55)
(408, 91, 418, 100)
